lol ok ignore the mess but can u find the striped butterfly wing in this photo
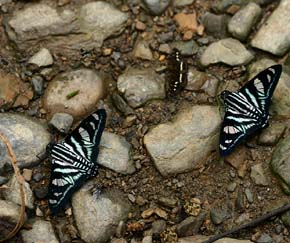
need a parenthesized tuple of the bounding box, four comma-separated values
(219, 65, 282, 157)
(48, 109, 106, 214)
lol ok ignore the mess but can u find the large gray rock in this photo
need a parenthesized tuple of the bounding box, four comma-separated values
(0, 113, 50, 172)
(5, 2, 128, 52)
(200, 38, 254, 66)
(21, 219, 59, 243)
(249, 59, 290, 118)
(144, 105, 221, 176)
(271, 135, 290, 194)
(98, 131, 135, 175)
(117, 68, 165, 108)
(72, 188, 131, 243)
(228, 2, 262, 41)
(3, 174, 34, 209)
(43, 69, 104, 119)
(251, 0, 290, 55)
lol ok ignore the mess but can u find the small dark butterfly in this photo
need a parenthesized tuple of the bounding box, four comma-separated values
(48, 109, 106, 214)
(219, 64, 282, 157)
(166, 48, 188, 96)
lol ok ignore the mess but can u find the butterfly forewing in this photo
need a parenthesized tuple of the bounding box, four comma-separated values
(219, 65, 282, 157)
(48, 109, 106, 214)
(240, 64, 282, 112)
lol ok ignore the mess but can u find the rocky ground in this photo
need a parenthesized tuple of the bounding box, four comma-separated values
(0, 0, 290, 243)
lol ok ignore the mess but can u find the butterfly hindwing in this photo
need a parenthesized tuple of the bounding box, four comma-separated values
(219, 65, 282, 157)
(48, 109, 106, 214)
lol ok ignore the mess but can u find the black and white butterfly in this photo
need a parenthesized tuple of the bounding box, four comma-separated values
(219, 64, 282, 157)
(166, 48, 188, 96)
(48, 109, 106, 214)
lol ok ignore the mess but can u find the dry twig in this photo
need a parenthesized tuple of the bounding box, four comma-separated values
(204, 203, 290, 243)
(0, 132, 26, 242)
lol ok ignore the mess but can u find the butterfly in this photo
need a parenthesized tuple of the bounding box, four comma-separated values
(219, 64, 282, 157)
(166, 48, 188, 96)
(48, 109, 106, 214)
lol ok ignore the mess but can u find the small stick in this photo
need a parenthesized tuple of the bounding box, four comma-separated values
(204, 203, 290, 243)
(0, 132, 26, 242)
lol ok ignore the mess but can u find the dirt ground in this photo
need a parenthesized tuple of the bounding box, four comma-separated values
(1, 0, 290, 242)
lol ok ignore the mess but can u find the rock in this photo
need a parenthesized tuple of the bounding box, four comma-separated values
(152, 220, 166, 236)
(271, 134, 290, 194)
(72, 188, 131, 243)
(251, 0, 290, 56)
(28, 48, 53, 67)
(200, 38, 254, 66)
(256, 233, 273, 243)
(202, 12, 228, 38)
(227, 182, 237, 192)
(228, 3, 262, 41)
(49, 113, 74, 134)
(111, 239, 128, 243)
(186, 68, 219, 96)
(5, 2, 128, 52)
(249, 59, 290, 118)
(142, 0, 171, 15)
(43, 69, 104, 119)
(31, 75, 45, 96)
(144, 105, 221, 176)
(212, 0, 252, 13)
(133, 40, 154, 60)
(142, 235, 152, 243)
(245, 188, 254, 203)
(0, 200, 27, 239)
(33, 186, 48, 199)
(158, 197, 178, 208)
(0, 69, 21, 109)
(0, 113, 50, 173)
(117, 68, 165, 108)
(174, 12, 201, 36)
(3, 174, 34, 209)
(176, 212, 206, 237)
(111, 92, 135, 115)
(224, 146, 247, 169)
(98, 131, 135, 175)
(258, 122, 286, 146)
(173, 0, 194, 7)
(170, 40, 199, 56)
(179, 236, 252, 243)
(250, 163, 268, 186)
(0, 176, 8, 185)
(210, 206, 230, 225)
(21, 218, 59, 243)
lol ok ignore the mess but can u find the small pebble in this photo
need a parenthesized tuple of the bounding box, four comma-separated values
(31, 75, 44, 96)
(22, 169, 33, 181)
(49, 113, 74, 134)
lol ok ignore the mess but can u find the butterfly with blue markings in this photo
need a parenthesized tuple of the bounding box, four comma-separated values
(48, 109, 106, 214)
(219, 64, 282, 157)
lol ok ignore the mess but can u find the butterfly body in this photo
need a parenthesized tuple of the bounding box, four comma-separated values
(166, 48, 188, 96)
(48, 109, 106, 214)
(219, 65, 282, 157)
